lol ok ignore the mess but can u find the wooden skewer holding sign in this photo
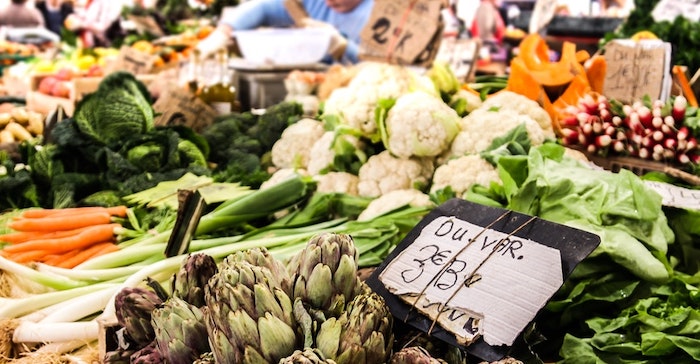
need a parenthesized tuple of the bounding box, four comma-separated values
(403, 210, 512, 322)
(426, 215, 538, 336)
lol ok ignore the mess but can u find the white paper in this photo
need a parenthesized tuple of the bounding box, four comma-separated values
(652, 0, 700, 23)
(645, 181, 700, 210)
(379, 216, 563, 346)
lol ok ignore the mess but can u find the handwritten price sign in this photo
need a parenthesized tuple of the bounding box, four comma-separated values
(603, 39, 672, 104)
(367, 199, 600, 362)
(645, 181, 700, 210)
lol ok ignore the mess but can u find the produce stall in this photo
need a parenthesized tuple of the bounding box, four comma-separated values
(1, 0, 700, 363)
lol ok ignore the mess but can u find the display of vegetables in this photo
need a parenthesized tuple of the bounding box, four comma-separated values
(0, 106, 44, 144)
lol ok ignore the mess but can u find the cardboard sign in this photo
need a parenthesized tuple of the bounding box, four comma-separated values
(153, 88, 218, 132)
(116, 46, 159, 75)
(603, 39, 672, 104)
(366, 199, 600, 362)
(434, 38, 480, 82)
(127, 15, 165, 37)
(652, 0, 700, 23)
(359, 0, 444, 66)
(645, 180, 700, 210)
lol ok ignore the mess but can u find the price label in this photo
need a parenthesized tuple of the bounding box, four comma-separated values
(645, 180, 700, 210)
(529, 0, 558, 34)
(367, 199, 600, 362)
(118, 46, 159, 75)
(603, 39, 672, 104)
(359, 0, 444, 66)
(434, 38, 479, 82)
(652, 0, 700, 23)
(153, 88, 218, 132)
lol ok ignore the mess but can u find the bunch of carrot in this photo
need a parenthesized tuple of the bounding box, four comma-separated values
(0, 206, 128, 268)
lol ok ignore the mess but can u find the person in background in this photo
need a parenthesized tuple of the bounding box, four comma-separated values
(36, 0, 74, 35)
(64, 0, 128, 47)
(471, 0, 505, 49)
(196, 0, 374, 64)
(0, 0, 46, 28)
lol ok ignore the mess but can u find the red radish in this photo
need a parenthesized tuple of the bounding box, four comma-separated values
(561, 115, 579, 127)
(686, 138, 698, 151)
(595, 135, 612, 147)
(587, 144, 597, 153)
(639, 148, 650, 159)
(612, 115, 623, 126)
(613, 140, 626, 152)
(652, 116, 663, 129)
(663, 149, 675, 159)
(637, 107, 653, 128)
(677, 126, 689, 141)
(673, 96, 687, 122)
(652, 130, 664, 142)
(664, 115, 676, 127)
(678, 153, 690, 164)
(664, 138, 677, 150)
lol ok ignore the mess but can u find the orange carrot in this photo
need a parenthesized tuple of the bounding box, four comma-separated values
(20, 206, 129, 219)
(1, 249, 51, 264)
(2, 223, 121, 254)
(42, 249, 83, 266)
(8, 212, 113, 232)
(55, 242, 119, 269)
(0, 224, 115, 244)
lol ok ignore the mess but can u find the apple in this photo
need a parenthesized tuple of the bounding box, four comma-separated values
(51, 80, 71, 98)
(55, 67, 76, 81)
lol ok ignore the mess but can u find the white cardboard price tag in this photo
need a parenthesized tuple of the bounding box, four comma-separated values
(645, 180, 700, 210)
(652, 0, 700, 23)
(366, 199, 601, 362)
(379, 216, 563, 346)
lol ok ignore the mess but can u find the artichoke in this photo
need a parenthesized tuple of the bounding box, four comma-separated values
(223, 247, 292, 295)
(390, 346, 447, 364)
(289, 233, 363, 317)
(103, 349, 136, 364)
(204, 261, 299, 364)
(171, 253, 218, 307)
(279, 348, 338, 364)
(151, 296, 210, 364)
(193, 351, 216, 364)
(130, 341, 164, 364)
(114, 287, 163, 346)
(316, 289, 394, 364)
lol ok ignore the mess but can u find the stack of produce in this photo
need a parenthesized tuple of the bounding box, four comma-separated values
(0, 106, 44, 144)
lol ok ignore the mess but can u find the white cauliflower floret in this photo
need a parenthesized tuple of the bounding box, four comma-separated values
(481, 91, 555, 136)
(384, 91, 461, 159)
(271, 118, 325, 169)
(430, 155, 500, 196)
(357, 151, 434, 197)
(307, 131, 363, 176)
(358, 189, 435, 221)
(314, 172, 360, 195)
(260, 168, 308, 190)
(449, 108, 547, 158)
(322, 62, 420, 137)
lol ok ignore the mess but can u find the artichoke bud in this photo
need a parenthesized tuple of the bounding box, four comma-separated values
(114, 287, 163, 346)
(171, 253, 218, 308)
(317, 317, 344, 360)
(130, 341, 164, 364)
(152, 297, 210, 364)
(225, 248, 292, 294)
(390, 346, 448, 364)
(103, 349, 136, 364)
(258, 312, 298, 362)
(280, 348, 339, 364)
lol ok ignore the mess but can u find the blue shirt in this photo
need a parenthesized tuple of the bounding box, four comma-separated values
(220, 0, 374, 63)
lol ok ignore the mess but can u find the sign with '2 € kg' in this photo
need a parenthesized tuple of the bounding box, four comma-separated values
(367, 199, 600, 362)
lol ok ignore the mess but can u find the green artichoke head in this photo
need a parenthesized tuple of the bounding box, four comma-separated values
(151, 296, 210, 364)
(171, 253, 218, 308)
(279, 348, 339, 364)
(389, 346, 448, 364)
(290, 233, 363, 316)
(223, 247, 292, 295)
(204, 261, 299, 364)
(114, 287, 163, 347)
(317, 290, 394, 364)
(130, 341, 164, 364)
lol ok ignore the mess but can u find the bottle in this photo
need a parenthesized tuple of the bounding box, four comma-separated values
(199, 49, 240, 114)
(186, 49, 202, 95)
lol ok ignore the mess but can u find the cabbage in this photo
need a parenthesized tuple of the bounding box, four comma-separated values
(74, 71, 155, 146)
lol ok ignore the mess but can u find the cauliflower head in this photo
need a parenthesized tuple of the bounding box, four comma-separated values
(322, 62, 423, 138)
(450, 88, 483, 115)
(314, 172, 360, 195)
(358, 189, 435, 221)
(357, 150, 434, 197)
(430, 154, 500, 196)
(271, 118, 326, 169)
(307, 131, 364, 176)
(448, 108, 548, 158)
(480, 91, 555, 136)
(384, 91, 461, 159)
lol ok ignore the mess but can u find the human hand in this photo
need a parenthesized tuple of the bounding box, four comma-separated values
(63, 14, 84, 31)
(299, 18, 347, 61)
(196, 26, 230, 60)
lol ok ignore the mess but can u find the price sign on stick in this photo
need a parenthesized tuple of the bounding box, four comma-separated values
(603, 39, 672, 104)
(366, 199, 600, 362)
(359, 0, 444, 66)
(117, 46, 159, 75)
(153, 88, 218, 132)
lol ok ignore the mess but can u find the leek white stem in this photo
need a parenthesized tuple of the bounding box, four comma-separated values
(39, 286, 119, 323)
(0, 255, 88, 290)
(34, 263, 142, 282)
(0, 283, 119, 319)
(13, 321, 98, 343)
